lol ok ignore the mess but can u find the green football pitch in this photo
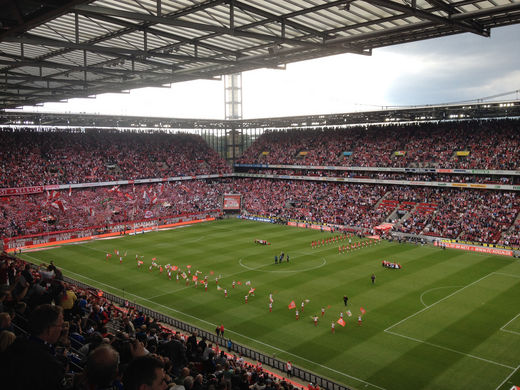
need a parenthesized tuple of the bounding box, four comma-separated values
(20, 219, 520, 390)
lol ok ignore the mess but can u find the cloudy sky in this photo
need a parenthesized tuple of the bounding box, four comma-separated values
(18, 24, 520, 119)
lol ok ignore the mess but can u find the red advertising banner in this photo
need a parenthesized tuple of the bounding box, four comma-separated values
(0, 186, 44, 196)
(443, 242, 513, 256)
(223, 194, 241, 210)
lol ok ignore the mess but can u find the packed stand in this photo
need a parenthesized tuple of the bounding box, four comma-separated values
(0, 253, 305, 390)
(0, 180, 229, 237)
(0, 128, 231, 188)
(231, 180, 520, 245)
(232, 179, 389, 228)
(390, 188, 520, 244)
(238, 120, 520, 170)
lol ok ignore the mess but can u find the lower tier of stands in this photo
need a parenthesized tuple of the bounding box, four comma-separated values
(1, 179, 519, 249)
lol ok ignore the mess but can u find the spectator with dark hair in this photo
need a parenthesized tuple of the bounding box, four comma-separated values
(123, 355, 169, 390)
(1, 304, 67, 390)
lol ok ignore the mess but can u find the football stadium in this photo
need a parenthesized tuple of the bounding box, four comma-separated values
(1, 2, 520, 390)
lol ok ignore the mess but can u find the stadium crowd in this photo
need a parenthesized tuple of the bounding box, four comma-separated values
(232, 180, 519, 245)
(1, 122, 519, 246)
(1, 176, 519, 246)
(0, 128, 231, 188)
(0, 180, 231, 237)
(0, 253, 303, 390)
(238, 120, 520, 170)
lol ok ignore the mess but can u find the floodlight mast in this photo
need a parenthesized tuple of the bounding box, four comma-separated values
(224, 73, 243, 166)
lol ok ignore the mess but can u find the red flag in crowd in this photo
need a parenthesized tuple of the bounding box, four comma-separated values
(337, 318, 346, 327)
(288, 301, 296, 310)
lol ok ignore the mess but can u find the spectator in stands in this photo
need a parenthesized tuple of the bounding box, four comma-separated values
(0, 329, 16, 353)
(1, 304, 67, 390)
(0, 312, 13, 332)
(73, 344, 121, 390)
(123, 354, 169, 390)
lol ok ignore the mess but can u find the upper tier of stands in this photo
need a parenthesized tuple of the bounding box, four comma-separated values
(0, 128, 231, 188)
(238, 120, 520, 170)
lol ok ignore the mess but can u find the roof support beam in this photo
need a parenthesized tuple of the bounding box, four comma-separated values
(228, 0, 330, 39)
(0, 58, 174, 79)
(366, 0, 489, 36)
(4, 34, 239, 65)
(72, 4, 323, 48)
(423, 0, 487, 33)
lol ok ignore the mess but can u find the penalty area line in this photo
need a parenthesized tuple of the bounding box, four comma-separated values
(495, 364, 520, 390)
(384, 271, 518, 370)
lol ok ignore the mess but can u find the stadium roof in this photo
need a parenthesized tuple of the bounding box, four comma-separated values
(1, 100, 519, 129)
(1, 0, 520, 110)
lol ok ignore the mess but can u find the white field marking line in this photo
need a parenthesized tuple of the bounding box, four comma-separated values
(500, 313, 520, 336)
(385, 330, 515, 370)
(493, 272, 520, 279)
(384, 271, 520, 370)
(238, 257, 327, 273)
(385, 272, 496, 332)
(23, 253, 386, 390)
(495, 364, 520, 390)
(77, 244, 112, 256)
(419, 286, 463, 308)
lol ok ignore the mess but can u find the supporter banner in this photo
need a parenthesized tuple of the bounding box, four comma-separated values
(0, 186, 44, 196)
(455, 151, 470, 156)
(234, 173, 520, 191)
(342, 151, 353, 156)
(223, 194, 241, 210)
(233, 164, 520, 176)
(440, 242, 513, 256)
(394, 151, 406, 156)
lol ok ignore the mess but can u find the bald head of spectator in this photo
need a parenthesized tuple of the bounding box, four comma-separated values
(84, 344, 120, 388)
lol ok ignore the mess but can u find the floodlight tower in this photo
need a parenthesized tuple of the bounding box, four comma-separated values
(224, 73, 243, 166)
